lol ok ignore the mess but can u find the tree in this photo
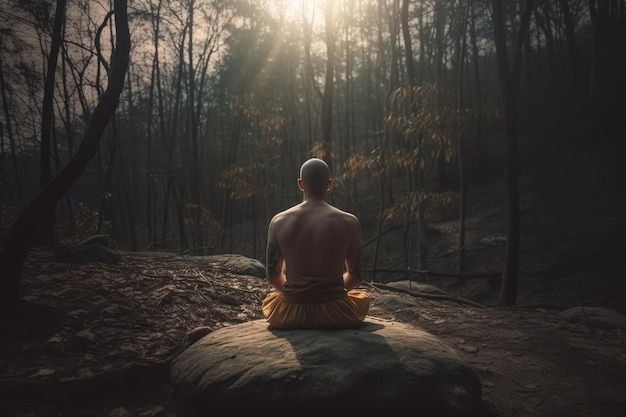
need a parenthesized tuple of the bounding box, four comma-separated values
(588, 0, 625, 131)
(40, 0, 66, 190)
(491, 0, 535, 306)
(321, 0, 336, 166)
(0, 0, 131, 320)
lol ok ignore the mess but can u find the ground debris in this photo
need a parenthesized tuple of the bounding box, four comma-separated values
(2, 248, 625, 417)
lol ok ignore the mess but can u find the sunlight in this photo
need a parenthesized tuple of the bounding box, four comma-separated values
(267, 0, 313, 23)
(266, 0, 333, 28)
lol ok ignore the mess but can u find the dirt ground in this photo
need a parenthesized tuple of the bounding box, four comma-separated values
(1, 248, 625, 417)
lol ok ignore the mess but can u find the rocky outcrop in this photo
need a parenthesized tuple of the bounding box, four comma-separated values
(559, 306, 626, 331)
(169, 316, 485, 416)
(206, 253, 266, 277)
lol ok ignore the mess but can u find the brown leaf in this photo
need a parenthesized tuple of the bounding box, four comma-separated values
(31, 368, 55, 377)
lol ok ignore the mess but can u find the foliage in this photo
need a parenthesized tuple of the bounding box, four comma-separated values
(385, 82, 457, 166)
(217, 164, 257, 200)
(69, 200, 111, 243)
(0, 202, 17, 237)
(342, 153, 381, 178)
(382, 190, 458, 223)
(379, 82, 470, 225)
(217, 97, 285, 203)
(308, 141, 334, 161)
(183, 202, 221, 236)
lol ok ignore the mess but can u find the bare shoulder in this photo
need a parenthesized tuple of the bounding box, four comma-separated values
(269, 203, 303, 226)
(331, 206, 360, 225)
(269, 211, 286, 230)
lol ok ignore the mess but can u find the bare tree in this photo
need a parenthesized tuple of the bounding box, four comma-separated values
(321, 0, 335, 166)
(0, 58, 25, 207)
(0, 0, 131, 320)
(491, 0, 535, 306)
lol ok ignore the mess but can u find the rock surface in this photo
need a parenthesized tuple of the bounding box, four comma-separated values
(385, 280, 449, 294)
(559, 306, 626, 331)
(204, 253, 266, 277)
(169, 316, 485, 415)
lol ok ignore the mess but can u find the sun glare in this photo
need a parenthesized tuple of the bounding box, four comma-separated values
(266, 0, 327, 28)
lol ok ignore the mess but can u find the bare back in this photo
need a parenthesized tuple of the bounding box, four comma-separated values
(267, 199, 363, 303)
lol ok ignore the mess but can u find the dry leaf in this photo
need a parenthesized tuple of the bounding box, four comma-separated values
(76, 367, 94, 378)
(47, 335, 64, 343)
(31, 368, 55, 377)
(76, 329, 96, 341)
(138, 405, 164, 417)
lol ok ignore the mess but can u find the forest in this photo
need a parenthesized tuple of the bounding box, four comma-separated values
(0, 0, 625, 312)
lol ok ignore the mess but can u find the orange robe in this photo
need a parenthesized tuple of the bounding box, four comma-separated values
(262, 289, 370, 330)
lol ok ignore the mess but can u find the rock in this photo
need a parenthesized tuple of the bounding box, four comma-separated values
(186, 326, 213, 345)
(170, 316, 484, 415)
(78, 234, 113, 247)
(373, 292, 419, 311)
(55, 242, 122, 264)
(559, 306, 626, 331)
(385, 280, 448, 295)
(206, 254, 266, 278)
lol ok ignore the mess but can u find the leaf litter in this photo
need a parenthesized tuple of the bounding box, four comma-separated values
(0, 248, 624, 417)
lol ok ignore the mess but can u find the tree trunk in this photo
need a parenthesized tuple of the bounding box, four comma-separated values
(321, 0, 335, 166)
(401, 0, 427, 275)
(0, 59, 25, 207)
(491, 0, 534, 306)
(456, 0, 470, 277)
(469, 1, 483, 120)
(559, 0, 582, 99)
(40, 0, 66, 189)
(37, 0, 67, 247)
(588, 0, 624, 130)
(0, 0, 130, 320)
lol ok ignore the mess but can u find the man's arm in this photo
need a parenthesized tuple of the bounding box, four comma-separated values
(343, 216, 364, 291)
(266, 218, 286, 291)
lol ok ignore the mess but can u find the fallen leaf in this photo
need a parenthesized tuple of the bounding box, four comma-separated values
(31, 368, 55, 377)
(138, 405, 164, 417)
(76, 367, 94, 378)
(76, 329, 96, 341)
(47, 335, 64, 343)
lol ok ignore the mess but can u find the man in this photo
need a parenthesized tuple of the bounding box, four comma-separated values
(262, 158, 370, 329)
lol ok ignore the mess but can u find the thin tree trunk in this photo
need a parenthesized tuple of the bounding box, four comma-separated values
(40, 0, 66, 189)
(456, 0, 470, 277)
(321, 0, 335, 166)
(491, 0, 534, 306)
(559, 0, 582, 99)
(37, 0, 67, 247)
(401, 0, 427, 275)
(469, 1, 483, 121)
(188, 0, 200, 249)
(302, 4, 315, 150)
(0, 59, 25, 207)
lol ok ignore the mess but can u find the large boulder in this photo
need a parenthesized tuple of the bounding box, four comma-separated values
(385, 280, 449, 294)
(559, 306, 626, 331)
(169, 316, 484, 416)
(207, 254, 266, 278)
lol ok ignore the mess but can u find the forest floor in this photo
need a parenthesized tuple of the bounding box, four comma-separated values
(0, 248, 625, 417)
(1, 135, 626, 416)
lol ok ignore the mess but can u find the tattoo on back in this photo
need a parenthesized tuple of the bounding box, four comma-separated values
(266, 243, 279, 276)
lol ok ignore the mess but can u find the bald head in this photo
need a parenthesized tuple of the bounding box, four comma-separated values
(299, 158, 331, 195)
